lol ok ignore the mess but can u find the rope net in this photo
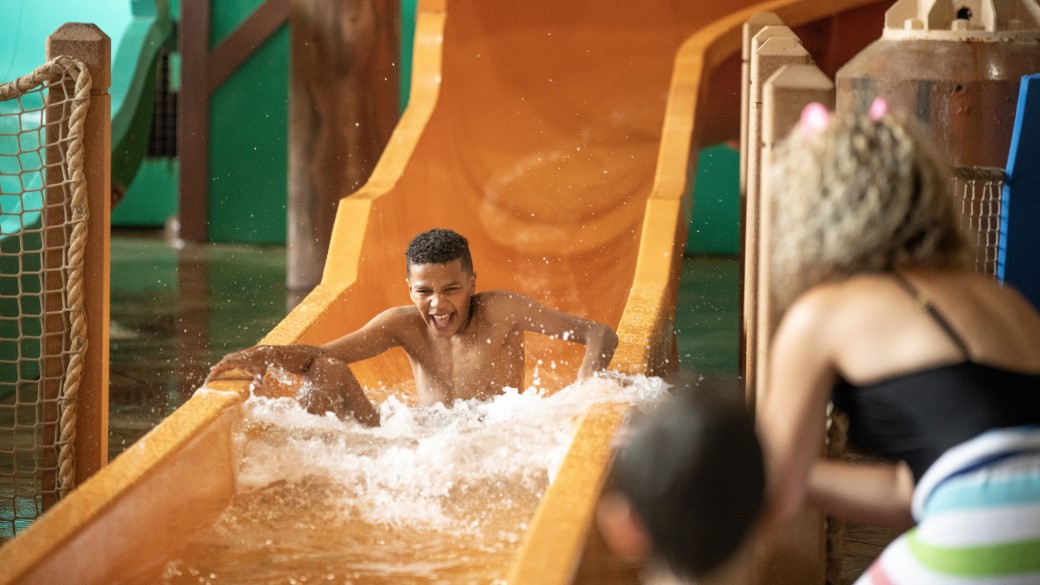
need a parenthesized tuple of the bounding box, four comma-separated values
(954, 166, 1006, 277)
(0, 57, 91, 539)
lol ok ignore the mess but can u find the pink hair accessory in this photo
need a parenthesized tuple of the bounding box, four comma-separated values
(869, 97, 888, 120)
(798, 102, 831, 138)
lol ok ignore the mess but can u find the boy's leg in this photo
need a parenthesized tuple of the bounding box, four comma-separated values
(300, 357, 380, 426)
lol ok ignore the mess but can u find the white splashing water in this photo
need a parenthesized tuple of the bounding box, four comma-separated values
(159, 373, 670, 585)
(234, 372, 669, 531)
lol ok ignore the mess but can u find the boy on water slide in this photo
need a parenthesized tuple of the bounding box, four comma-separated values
(206, 228, 619, 426)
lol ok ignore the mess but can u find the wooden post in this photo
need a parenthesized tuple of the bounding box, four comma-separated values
(757, 64, 834, 396)
(287, 0, 400, 292)
(177, 254, 210, 398)
(742, 27, 808, 410)
(752, 63, 834, 585)
(740, 13, 783, 195)
(738, 12, 783, 400)
(178, 0, 211, 243)
(46, 23, 112, 489)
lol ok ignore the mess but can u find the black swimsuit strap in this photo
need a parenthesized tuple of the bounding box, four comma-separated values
(891, 272, 972, 359)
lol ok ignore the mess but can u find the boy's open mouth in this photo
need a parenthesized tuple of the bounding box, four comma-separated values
(430, 312, 455, 332)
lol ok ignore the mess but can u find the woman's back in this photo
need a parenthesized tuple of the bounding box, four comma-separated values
(803, 268, 1040, 480)
(809, 268, 1040, 386)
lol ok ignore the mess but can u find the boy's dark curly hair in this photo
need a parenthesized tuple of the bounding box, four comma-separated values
(405, 228, 474, 274)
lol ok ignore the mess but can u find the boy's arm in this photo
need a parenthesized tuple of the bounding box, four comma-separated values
(319, 307, 406, 364)
(205, 308, 406, 383)
(502, 292, 619, 381)
(205, 343, 323, 383)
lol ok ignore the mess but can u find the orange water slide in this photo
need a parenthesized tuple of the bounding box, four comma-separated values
(0, 1, 887, 583)
(274, 0, 765, 388)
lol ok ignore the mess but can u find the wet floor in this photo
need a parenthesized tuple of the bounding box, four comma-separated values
(109, 230, 292, 458)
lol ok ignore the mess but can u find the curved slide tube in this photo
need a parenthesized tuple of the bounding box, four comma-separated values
(0, 1, 887, 583)
(0, 0, 172, 193)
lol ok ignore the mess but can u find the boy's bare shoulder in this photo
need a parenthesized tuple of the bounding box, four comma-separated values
(475, 289, 527, 301)
(374, 305, 425, 329)
(473, 290, 536, 313)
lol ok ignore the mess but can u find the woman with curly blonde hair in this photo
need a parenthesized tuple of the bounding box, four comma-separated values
(759, 103, 1040, 584)
(769, 105, 972, 310)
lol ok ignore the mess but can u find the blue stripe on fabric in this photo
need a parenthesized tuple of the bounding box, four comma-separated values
(925, 467, 1040, 516)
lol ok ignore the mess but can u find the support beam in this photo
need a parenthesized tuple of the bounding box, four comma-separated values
(177, 0, 212, 242)
(742, 27, 808, 409)
(287, 0, 400, 292)
(47, 22, 112, 489)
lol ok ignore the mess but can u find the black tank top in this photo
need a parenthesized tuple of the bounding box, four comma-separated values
(831, 274, 1040, 481)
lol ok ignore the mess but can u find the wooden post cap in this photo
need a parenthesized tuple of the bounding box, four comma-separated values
(47, 22, 111, 90)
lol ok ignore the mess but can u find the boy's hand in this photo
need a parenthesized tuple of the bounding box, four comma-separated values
(576, 324, 618, 383)
(576, 363, 598, 383)
(205, 344, 324, 384)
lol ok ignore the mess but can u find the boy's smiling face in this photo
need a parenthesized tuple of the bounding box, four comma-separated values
(407, 259, 476, 337)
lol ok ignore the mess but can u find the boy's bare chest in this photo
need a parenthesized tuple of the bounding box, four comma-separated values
(426, 328, 523, 374)
(405, 326, 525, 401)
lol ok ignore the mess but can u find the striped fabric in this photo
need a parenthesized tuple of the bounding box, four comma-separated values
(855, 426, 1040, 585)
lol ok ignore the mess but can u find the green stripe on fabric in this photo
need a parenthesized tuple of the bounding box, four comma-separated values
(907, 531, 1040, 576)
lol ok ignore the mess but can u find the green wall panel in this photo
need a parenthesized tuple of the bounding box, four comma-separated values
(687, 144, 740, 256)
(113, 158, 179, 226)
(400, 0, 417, 114)
(207, 18, 289, 244)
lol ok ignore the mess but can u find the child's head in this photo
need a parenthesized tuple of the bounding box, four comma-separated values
(598, 383, 764, 582)
(405, 229, 477, 337)
(770, 107, 972, 309)
(405, 228, 474, 276)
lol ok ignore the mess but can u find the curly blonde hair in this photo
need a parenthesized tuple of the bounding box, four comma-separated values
(769, 112, 973, 309)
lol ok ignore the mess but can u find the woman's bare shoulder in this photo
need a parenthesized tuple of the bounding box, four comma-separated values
(782, 275, 904, 337)
(776, 286, 842, 344)
(902, 269, 1039, 318)
(797, 274, 925, 308)
(786, 279, 869, 317)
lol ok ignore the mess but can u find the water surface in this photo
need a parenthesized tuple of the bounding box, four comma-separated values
(156, 373, 669, 585)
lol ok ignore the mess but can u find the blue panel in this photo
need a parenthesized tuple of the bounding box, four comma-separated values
(999, 74, 1040, 309)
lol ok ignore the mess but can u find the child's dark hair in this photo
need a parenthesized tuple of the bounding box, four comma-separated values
(404, 228, 474, 274)
(609, 381, 764, 580)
